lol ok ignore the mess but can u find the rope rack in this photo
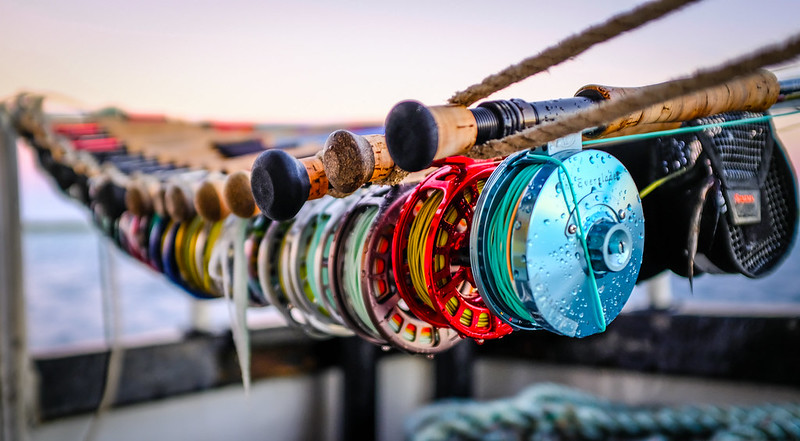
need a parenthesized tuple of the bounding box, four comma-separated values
(4, 0, 800, 438)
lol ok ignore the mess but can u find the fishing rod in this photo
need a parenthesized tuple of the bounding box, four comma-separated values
(250, 70, 796, 222)
(384, 70, 785, 172)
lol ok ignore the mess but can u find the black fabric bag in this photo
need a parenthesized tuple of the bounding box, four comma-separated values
(599, 111, 798, 281)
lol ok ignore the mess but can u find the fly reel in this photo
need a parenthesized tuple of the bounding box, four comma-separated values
(284, 197, 353, 337)
(360, 185, 462, 354)
(311, 194, 363, 325)
(392, 157, 513, 341)
(161, 218, 218, 299)
(257, 210, 330, 339)
(471, 147, 644, 337)
(244, 215, 270, 306)
(329, 187, 391, 345)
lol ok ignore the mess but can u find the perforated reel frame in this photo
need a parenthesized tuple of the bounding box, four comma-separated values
(393, 157, 513, 340)
(361, 185, 463, 354)
(329, 187, 391, 345)
(258, 216, 330, 339)
(312, 195, 361, 326)
(285, 198, 353, 337)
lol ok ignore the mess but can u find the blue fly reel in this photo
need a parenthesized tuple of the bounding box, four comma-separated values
(471, 146, 644, 337)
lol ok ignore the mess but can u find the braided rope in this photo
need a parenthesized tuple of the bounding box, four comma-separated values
(448, 0, 702, 107)
(468, 33, 800, 159)
(406, 384, 800, 441)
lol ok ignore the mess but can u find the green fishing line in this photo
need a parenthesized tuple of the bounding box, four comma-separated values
(534, 154, 606, 332)
(343, 207, 381, 337)
(486, 164, 542, 322)
(582, 109, 800, 147)
(303, 213, 332, 316)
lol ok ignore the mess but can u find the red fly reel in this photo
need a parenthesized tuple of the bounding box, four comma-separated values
(392, 157, 512, 341)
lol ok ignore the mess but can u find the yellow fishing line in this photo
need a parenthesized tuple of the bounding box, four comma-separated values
(639, 167, 690, 199)
(203, 221, 224, 294)
(407, 191, 444, 309)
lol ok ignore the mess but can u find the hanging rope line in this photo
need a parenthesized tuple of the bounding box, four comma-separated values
(470, 33, 800, 158)
(448, 0, 703, 106)
(406, 383, 800, 441)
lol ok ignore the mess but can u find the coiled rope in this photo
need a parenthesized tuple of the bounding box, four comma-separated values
(470, 33, 800, 158)
(406, 383, 800, 441)
(448, 0, 702, 106)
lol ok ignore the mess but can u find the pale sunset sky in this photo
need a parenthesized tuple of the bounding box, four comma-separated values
(2, 0, 799, 123)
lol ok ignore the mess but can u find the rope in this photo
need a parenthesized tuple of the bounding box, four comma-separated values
(448, 0, 702, 106)
(470, 33, 800, 158)
(406, 383, 800, 441)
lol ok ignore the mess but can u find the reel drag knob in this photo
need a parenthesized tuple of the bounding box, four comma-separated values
(587, 221, 633, 273)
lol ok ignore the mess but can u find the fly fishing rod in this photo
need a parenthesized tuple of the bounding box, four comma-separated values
(384, 70, 784, 171)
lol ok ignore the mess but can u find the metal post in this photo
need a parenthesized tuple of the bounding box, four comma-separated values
(0, 104, 29, 440)
(189, 300, 213, 334)
(435, 340, 474, 399)
(647, 271, 673, 310)
(341, 337, 377, 441)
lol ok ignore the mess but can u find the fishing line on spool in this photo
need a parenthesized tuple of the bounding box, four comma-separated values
(343, 206, 382, 339)
(257, 213, 330, 339)
(244, 215, 271, 306)
(472, 147, 644, 337)
(312, 195, 362, 324)
(285, 197, 353, 337)
(393, 158, 513, 341)
(485, 163, 543, 324)
(357, 186, 463, 354)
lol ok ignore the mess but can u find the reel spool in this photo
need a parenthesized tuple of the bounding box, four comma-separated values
(161, 218, 218, 299)
(195, 219, 224, 296)
(392, 157, 513, 341)
(257, 210, 330, 339)
(471, 148, 644, 337)
(147, 214, 169, 273)
(118, 212, 149, 265)
(284, 197, 353, 337)
(244, 215, 270, 306)
(360, 185, 462, 354)
(329, 187, 391, 345)
(311, 193, 363, 324)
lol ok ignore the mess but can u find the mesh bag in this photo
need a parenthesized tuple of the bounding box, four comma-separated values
(600, 111, 798, 281)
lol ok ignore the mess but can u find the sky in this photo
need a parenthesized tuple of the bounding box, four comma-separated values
(2, 0, 800, 124)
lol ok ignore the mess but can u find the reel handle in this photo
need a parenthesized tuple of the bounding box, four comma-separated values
(250, 149, 328, 220)
(194, 174, 231, 222)
(223, 171, 260, 218)
(578, 70, 780, 138)
(164, 180, 197, 222)
(384, 97, 594, 172)
(322, 131, 394, 193)
(125, 176, 160, 216)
